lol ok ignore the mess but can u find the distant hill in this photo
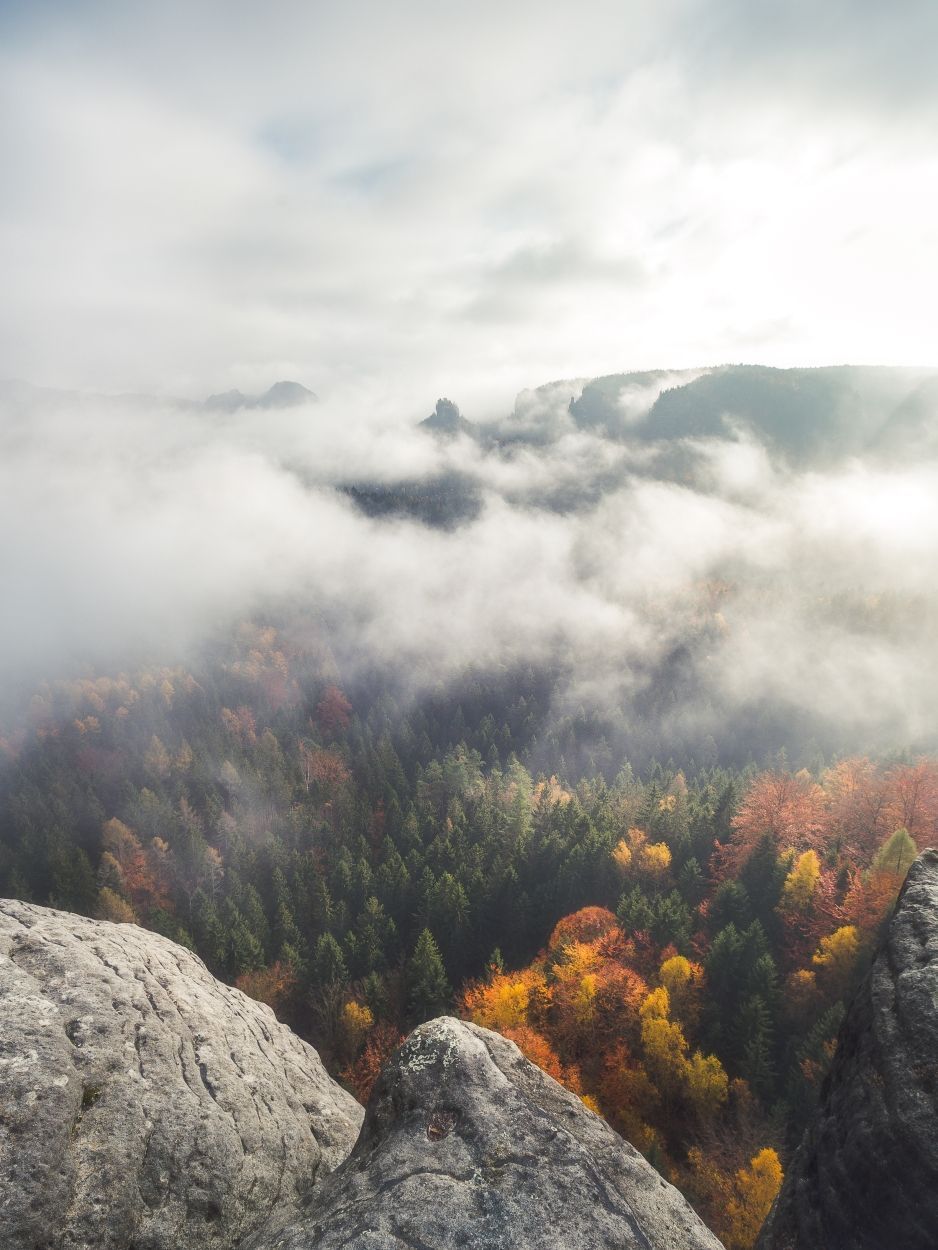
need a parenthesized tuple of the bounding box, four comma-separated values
(338, 365, 938, 531)
(204, 380, 318, 411)
(568, 365, 937, 465)
(870, 374, 938, 461)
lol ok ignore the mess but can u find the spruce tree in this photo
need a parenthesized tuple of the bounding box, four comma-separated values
(406, 928, 451, 1023)
(313, 932, 348, 988)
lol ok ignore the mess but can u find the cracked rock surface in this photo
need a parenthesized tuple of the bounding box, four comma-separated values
(255, 1016, 725, 1250)
(0, 899, 362, 1250)
(757, 849, 938, 1250)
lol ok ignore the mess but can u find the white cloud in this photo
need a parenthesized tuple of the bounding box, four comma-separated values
(2, 376, 938, 755)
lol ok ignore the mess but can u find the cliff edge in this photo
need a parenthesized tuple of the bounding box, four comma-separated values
(254, 1015, 724, 1250)
(757, 849, 938, 1250)
(0, 899, 725, 1249)
(0, 899, 362, 1250)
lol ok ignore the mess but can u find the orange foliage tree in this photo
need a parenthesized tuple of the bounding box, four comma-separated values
(235, 961, 297, 1018)
(714, 770, 826, 879)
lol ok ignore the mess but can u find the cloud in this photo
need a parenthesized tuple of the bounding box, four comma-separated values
(1, 5, 937, 762)
(0, 2, 935, 406)
(2, 370, 938, 763)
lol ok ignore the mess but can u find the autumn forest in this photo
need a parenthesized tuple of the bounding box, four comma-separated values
(1, 617, 933, 1248)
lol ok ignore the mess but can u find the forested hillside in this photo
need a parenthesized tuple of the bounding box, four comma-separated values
(1, 619, 933, 1248)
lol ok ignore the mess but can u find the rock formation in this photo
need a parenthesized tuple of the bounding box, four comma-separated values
(255, 1016, 725, 1250)
(757, 849, 938, 1250)
(0, 899, 362, 1250)
(0, 898, 725, 1250)
(11, 858, 938, 1250)
(419, 397, 477, 439)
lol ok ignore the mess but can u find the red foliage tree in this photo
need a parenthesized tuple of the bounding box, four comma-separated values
(316, 685, 353, 738)
(713, 771, 827, 879)
(885, 760, 938, 844)
(822, 758, 891, 858)
(340, 1021, 403, 1103)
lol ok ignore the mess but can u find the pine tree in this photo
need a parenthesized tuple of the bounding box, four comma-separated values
(736, 994, 775, 1104)
(274, 900, 305, 964)
(191, 889, 226, 972)
(313, 932, 348, 988)
(406, 928, 451, 1023)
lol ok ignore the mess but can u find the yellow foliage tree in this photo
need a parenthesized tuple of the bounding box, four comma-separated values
(144, 734, 171, 778)
(685, 1050, 729, 1118)
(659, 954, 692, 991)
(639, 841, 672, 876)
(640, 987, 688, 1096)
(460, 969, 546, 1032)
(724, 1148, 783, 1250)
(611, 839, 632, 873)
(784, 968, 818, 1024)
(781, 849, 821, 910)
(640, 985, 670, 1020)
(688, 1145, 783, 1250)
(659, 954, 704, 1029)
(96, 887, 137, 924)
(812, 925, 861, 997)
(553, 940, 602, 982)
(574, 972, 598, 1030)
(340, 1000, 375, 1055)
(488, 978, 531, 1030)
(640, 985, 726, 1119)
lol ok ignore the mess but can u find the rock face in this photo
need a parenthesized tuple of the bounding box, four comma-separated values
(757, 849, 938, 1250)
(419, 397, 476, 439)
(0, 899, 362, 1250)
(255, 1016, 724, 1250)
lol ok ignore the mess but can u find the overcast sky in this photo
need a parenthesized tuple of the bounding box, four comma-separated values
(1, 0, 936, 414)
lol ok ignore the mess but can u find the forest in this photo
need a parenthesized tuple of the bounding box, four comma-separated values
(1, 619, 932, 1249)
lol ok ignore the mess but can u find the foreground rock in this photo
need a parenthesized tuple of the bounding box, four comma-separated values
(255, 1016, 724, 1250)
(0, 899, 362, 1250)
(757, 849, 938, 1250)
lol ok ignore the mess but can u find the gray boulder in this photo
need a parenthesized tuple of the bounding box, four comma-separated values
(255, 1015, 725, 1250)
(757, 849, 938, 1250)
(0, 899, 362, 1250)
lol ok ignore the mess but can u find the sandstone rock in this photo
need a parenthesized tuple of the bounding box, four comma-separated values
(255, 1015, 725, 1250)
(757, 849, 938, 1250)
(0, 899, 362, 1250)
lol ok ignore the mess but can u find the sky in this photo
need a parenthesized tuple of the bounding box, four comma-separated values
(1, 0, 936, 414)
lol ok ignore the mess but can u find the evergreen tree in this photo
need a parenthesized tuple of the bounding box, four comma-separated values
(736, 994, 775, 1103)
(406, 928, 451, 1023)
(313, 932, 348, 988)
